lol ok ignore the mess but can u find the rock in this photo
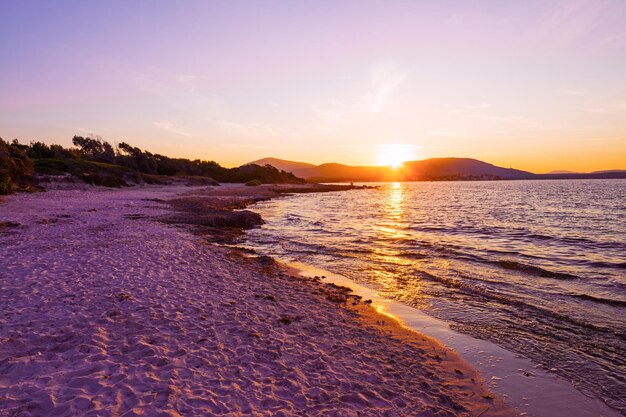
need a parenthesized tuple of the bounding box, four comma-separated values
(0, 221, 20, 228)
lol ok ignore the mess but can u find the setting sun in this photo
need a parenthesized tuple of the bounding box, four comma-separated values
(1, 2, 625, 416)
(377, 144, 418, 169)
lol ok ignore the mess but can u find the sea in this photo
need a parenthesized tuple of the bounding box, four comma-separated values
(241, 179, 626, 414)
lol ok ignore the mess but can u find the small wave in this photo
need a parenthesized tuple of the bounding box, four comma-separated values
(525, 233, 554, 240)
(587, 261, 626, 270)
(608, 279, 626, 291)
(396, 252, 429, 260)
(337, 248, 375, 256)
(412, 269, 616, 334)
(430, 250, 582, 280)
(572, 293, 626, 307)
(493, 260, 579, 280)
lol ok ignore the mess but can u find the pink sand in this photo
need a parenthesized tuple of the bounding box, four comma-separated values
(0, 185, 510, 416)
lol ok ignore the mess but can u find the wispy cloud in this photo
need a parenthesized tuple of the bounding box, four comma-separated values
(210, 119, 299, 140)
(154, 121, 191, 137)
(600, 32, 626, 45)
(313, 63, 407, 123)
(557, 88, 586, 96)
(75, 127, 101, 136)
(463, 103, 491, 110)
(532, 0, 615, 48)
(424, 130, 469, 138)
(174, 74, 206, 90)
(363, 64, 407, 113)
(469, 113, 561, 131)
(445, 12, 514, 27)
(446, 105, 560, 132)
(585, 101, 626, 114)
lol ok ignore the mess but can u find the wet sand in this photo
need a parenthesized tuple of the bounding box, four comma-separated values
(0, 184, 511, 416)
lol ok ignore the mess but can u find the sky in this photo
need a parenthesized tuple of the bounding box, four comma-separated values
(1, 0, 625, 172)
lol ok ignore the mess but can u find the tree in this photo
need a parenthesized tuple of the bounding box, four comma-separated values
(72, 135, 115, 163)
(0, 138, 34, 194)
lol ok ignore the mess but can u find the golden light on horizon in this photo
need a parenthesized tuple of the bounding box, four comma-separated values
(377, 144, 418, 169)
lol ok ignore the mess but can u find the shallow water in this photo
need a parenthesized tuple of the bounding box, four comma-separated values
(243, 179, 626, 414)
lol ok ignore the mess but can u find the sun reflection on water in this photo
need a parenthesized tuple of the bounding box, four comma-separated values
(385, 182, 405, 223)
(369, 182, 425, 296)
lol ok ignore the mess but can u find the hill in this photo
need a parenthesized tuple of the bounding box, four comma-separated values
(246, 157, 316, 172)
(248, 157, 536, 182)
(402, 158, 533, 181)
(591, 169, 626, 174)
(546, 170, 578, 174)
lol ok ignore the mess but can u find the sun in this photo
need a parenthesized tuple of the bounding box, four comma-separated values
(377, 144, 417, 169)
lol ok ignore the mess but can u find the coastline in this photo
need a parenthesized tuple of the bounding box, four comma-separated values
(243, 184, 621, 417)
(286, 262, 621, 417)
(0, 183, 512, 416)
(241, 185, 623, 417)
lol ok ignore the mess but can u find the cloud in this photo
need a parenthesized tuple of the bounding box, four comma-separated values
(445, 12, 514, 27)
(174, 74, 205, 86)
(469, 113, 560, 131)
(445, 105, 560, 132)
(75, 127, 101, 136)
(424, 130, 469, 138)
(154, 121, 191, 137)
(585, 101, 626, 114)
(463, 103, 492, 110)
(362, 64, 407, 113)
(210, 119, 299, 140)
(557, 88, 586, 96)
(600, 32, 626, 45)
(532, 0, 616, 48)
(313, 63, 407, 123)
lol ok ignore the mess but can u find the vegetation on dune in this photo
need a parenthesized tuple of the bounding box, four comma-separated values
(0, 135, 304, 194)
(0, 138, 35, 194)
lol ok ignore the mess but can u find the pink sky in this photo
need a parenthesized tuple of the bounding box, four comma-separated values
(1, 0, 625, 172)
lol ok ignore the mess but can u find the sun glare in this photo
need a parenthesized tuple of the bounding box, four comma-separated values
(377, 144, 417, 169)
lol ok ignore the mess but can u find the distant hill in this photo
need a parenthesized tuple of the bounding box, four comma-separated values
(246, 157, 316, 173)
(537, 171, 626, 180)
(402, 158, 533, 181)
(546, 169, 626, 175)
(546, 170, 578, 174)
(295, 163, 393, 182)
(245, 157, 536, 182)
(591, 169, 626, 174)
(247, 157, 626, 182)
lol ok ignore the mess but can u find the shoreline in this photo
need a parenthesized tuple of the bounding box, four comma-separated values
(240, 184, 624, 417)
(284, 261, 620, 417)
(0, 183, 512, 416)
(160, 183, 513, 415)
(240, 186, 623, 417)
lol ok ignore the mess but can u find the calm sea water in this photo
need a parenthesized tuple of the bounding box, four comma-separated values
(242, 179, 626, 413)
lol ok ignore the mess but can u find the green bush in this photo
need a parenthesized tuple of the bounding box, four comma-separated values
(3, 136, 306, 194)
(33, 158, 69, 175)
(0, 138, 34, 194)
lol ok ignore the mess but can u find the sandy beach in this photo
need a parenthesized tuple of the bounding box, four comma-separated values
(0, 184, 512, 416)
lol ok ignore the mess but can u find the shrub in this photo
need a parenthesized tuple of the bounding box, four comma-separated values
(0, 138, 34, 194)
(33, 158, 69, 175)
(3, 135, 306, 193)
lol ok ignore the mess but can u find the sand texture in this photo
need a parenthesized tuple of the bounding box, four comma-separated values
(0, 185, 512, 416)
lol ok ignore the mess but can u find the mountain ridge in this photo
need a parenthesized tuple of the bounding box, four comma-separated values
(246, 157, 535, 182)
(246, 157, 316, 172)
(245, 157, 626, 182)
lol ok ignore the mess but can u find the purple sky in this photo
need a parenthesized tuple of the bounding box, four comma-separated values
(1, 0, 625, 171)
